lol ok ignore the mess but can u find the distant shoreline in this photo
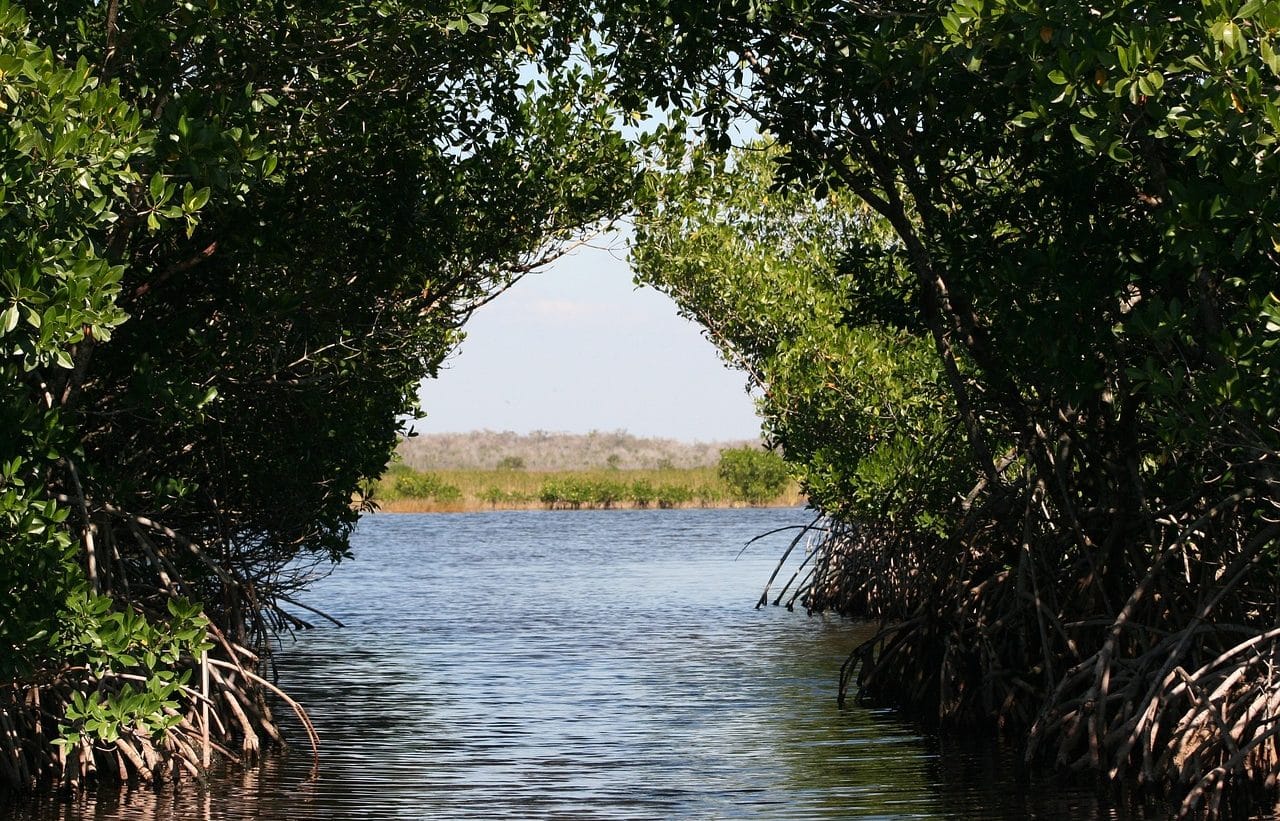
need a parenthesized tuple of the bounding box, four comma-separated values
(364, 464, 805, 513)
(370, 498, 807, 514)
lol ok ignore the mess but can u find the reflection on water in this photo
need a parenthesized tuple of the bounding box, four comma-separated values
(4, 509, 1155, 819)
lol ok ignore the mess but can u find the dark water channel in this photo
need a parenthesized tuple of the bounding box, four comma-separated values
(9, 509, 1156, 819)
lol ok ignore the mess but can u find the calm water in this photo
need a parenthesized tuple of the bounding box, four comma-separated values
(7, 509, 1143, 819)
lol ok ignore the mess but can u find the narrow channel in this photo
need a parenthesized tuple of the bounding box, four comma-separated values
(7, 509, 1139, 819)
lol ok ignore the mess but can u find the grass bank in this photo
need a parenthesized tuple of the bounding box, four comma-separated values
(367, 465, 805, 513)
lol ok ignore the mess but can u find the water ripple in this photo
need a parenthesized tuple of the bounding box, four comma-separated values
(4, 509, 1145, 820)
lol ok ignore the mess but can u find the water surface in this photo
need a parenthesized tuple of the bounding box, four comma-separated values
(6, 509, 1141, 819)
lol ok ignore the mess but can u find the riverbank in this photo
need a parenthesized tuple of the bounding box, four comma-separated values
(367, 465, 806, 513)
(374, 497, 806, 513)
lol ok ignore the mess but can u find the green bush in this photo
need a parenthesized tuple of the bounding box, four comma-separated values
(630, 479, 655, 507)
(539, 479, 591, 509)
(655, 484, 693, 508)
(588, 479, 627, 508)
(717, 448, 790, 505)
(478, 486, 508, 507)
(695, 484, 726, 506)
(389, 472, 461, 503)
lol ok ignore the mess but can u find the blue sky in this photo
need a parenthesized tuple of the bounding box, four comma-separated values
(413, 234, 764, 442)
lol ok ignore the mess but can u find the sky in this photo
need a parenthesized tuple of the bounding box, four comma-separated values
(413, 234, 764, 442)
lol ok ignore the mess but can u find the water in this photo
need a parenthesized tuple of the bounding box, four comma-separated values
(6, 509, 1140, 819)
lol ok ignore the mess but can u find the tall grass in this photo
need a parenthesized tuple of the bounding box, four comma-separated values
(370, 464, 804, 512)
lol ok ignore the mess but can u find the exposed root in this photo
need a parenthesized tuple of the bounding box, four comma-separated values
(782, 474, 1280, 818)
(0, 638, 297, 795)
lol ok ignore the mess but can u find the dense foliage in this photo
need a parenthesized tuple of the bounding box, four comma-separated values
(715, 446, 791, 506)
(1, 0, 636, 788)
(615, 0, 1280, 814)
(7, 0, 1280, 812)
(634, 145, 962, 528)
(0, 2, 143, 680)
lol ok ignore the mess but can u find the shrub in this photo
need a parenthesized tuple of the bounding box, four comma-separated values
(588, 479, 627, 508)
(390, 472, 461, 503)
(695, 485, 726, 506)
(539, 479, 590, 509)
(717, 448, 789, 505)
(538, 482, 562, 507)
(630, 479, 655, 507)
(479, 486, 508, 507)
(655, 484, 693, 508)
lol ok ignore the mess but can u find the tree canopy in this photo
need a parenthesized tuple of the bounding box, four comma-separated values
(616, 0, 1280, 814)
(1, 0, 638, 787)
(4, 0, 1280, 813)
(634, 142, 963, 529)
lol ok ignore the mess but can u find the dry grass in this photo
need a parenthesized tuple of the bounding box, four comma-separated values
(396, 429, 764, 471)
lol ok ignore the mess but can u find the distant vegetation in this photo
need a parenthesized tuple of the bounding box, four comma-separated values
(397, 429, 763, 471)
(717, 448, 790, 506)
(372, 446, 802, 512)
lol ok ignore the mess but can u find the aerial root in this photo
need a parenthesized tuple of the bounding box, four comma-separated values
(0, 635, 307, 795)
(785, 493, 1280, 818)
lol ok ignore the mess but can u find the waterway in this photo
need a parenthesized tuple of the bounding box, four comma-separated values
(6, 508, 1152, 819)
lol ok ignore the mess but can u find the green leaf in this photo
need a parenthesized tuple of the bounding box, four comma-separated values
(1261, 38, 1280, 75)
(185, 185, 210, 212)
(1237, 0, 1263, 19)
(1221, 20, 1244, 51)
(1233, 228, 1251, 258)
(1070, 123, 1096, 149)
(1108, 141, 1133, 163)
